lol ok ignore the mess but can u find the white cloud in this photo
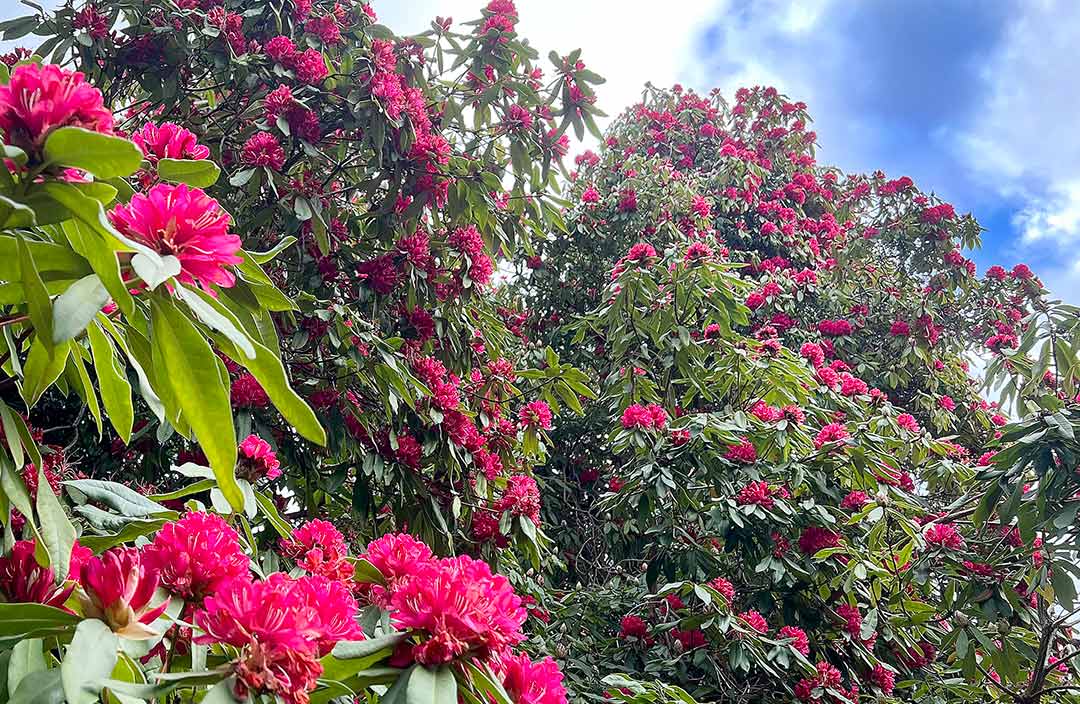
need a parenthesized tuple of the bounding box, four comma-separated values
(1012, 180, 1080, 246)
(950, 0, 1080, 300)
(375, 0, 726, 134)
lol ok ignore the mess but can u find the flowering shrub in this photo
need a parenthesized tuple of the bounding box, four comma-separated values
(0, 3, 1078, 704)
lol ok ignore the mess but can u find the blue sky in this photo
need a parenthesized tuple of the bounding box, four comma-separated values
(3, 0, 1077, 302)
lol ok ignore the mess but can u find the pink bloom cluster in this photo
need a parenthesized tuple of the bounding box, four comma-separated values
(0, 63, 114, 152)
(620, 403, 668, 430)
(109, 183, 243, 291)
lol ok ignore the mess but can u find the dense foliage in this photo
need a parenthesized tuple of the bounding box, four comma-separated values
(0, 3, 1077, 704)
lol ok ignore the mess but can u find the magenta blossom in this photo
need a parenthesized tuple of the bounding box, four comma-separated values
(0, 63, 114, 153)
(78, 547, 169, 638)
(109, 183, 243, 291)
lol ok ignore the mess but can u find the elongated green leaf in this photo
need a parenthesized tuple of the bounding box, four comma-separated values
(175, 285, 255, 359)
(61, 619, 119, 704)
(20, 339, 70, 406)
(35, 468, 76, 582)
(0, 603, 80, 640)
(17, 235, 53, 351)
(207, 312, 325, 445)
(43, 127, 142, 179)
(150, 297, 241, 511)
(98, 318, 165, 423)
(8, 668, 64, 704)
(64, 478, 168, 517)
(250, 237, 297, 264)
(59, 220, 132, 317)
(67, 345, 102, 435)
(406, 665, 456, 704)
(51, 275, 109, 343)
(0, 239, 84, 279)
(7, 638, 45, 697)
(253, 490, 292, 538)
(86, 323, 133, 441)
(157, 158, 220, 188)
(40, 183, 162, 264)
(323, 633, 406, 681)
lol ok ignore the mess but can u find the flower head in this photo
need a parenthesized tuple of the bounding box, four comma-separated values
(132, 122, 210, 164)
(0, 63, 113, 152)
(359, 533, 435, 606)
(108, 183, 242, 291)
(144, 511, 250, 600)
(238, 434, 282, 481)
(390, 554, 526, 665)
(78, 547, 169, 638)
(280, 520, 355, 583)
(495, 652, 568, 704)
(0, 539, 84, 608)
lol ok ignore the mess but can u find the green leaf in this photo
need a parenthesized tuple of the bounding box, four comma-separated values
(40, 183, 162, 264)
(150, 297, 241, 511)
(0, 603, 80, 641)
(174, 285, 255, 360)
(17, 235, 53, 352)
(59, 220, 132, 317)
(87, 324, 133, 442)
(254, 490, 292, 538)
(209, 321, 325, 446)
(35, 469, 76, 582)
(61, 619, 118, 704)
(406, 665, 456, 704)
(201, 678, 240, 704)
(8, 669, 64, 704)
(20, 339, 70, 406)
(64, 478, 169, 517)
(51, 274, 109, 343)
(7, 639, 45, 697)
(130, 253, 180, 291)
(322, 633, 406, 681)
(157, 158, 221, 188)
(249, 237, 297, 264)
(43, 127, 142, 179)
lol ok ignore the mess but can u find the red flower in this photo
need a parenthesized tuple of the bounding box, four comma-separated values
(813, 422, 849, 449)
(495, 474, 542, 523)
(108, 183, 242, 291)
(390, 554, 526, 665)
(923, 523, 964, 550)
(280, 520, 354, 583)
(0, 63, 113, 152)
(0, 540, 84, 608)
(78, 547, 170, 638)
(144, 511, 250, 600)
(132, 121, 210, 163)
(241, 131, 286, 170)
(840, 491, 869, 510)
(869, 664, 895, 695)
(619, 614, 649, 640)
(495, 652, 568, 704)
(738, 609, 768, 635)
(708, 577, 735, 603)
(798, 526, 840, 555)
(231, 373, 271, 408)
(519, 400, 553, 430)
(238, 434, 282, 481)
(896, 413, 920, 433)
(357, 532, 436, 606)
(294, 48, 329, 85)
(725, 439, 758, 464)
(778, 625, 809, 655)
(736, 480, 774, 508)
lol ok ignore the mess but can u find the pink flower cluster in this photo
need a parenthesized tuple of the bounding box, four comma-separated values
(0, 63, 114, 152)
(620, 403, 668, 430)
(109, 183, 243, 292)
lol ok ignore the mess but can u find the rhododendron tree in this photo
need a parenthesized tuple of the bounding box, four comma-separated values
(0, 3, 1078, 704)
